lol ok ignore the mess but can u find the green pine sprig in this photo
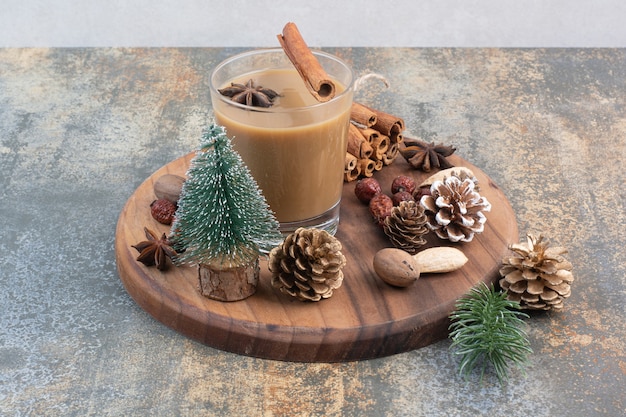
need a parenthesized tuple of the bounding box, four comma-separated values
(449, 282, 532, 384)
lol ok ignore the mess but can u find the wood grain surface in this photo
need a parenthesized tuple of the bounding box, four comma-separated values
(115, 153, 518, 362)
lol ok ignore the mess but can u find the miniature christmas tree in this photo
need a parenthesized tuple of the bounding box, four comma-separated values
(171, 124, 282, 301)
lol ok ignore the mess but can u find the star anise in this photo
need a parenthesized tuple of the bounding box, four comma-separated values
(399, 137, 456, 172)
(218, 79, 280, 108)
(131, 227, 177, 270)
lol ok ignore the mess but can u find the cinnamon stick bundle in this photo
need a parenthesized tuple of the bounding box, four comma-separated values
(344, 102, 405, 181)
(277, 22, 335, 102)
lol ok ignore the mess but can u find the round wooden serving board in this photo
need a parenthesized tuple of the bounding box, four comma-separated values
(115, 153, 518, 362)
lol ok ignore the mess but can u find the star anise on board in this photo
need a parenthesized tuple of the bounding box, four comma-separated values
(399, 137, 456, 172)
(218, 79, 280, 108)
(132, 227, 177, 270)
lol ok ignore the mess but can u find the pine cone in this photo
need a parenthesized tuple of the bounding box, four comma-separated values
(420, 176, 491, 242)
(383, 200, 429, 254)
(499, 233, 574, 311)
(448, 169, 480, 191)
(269, 228, 346, 301)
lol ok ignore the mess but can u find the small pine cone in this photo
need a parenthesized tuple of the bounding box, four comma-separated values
(383, 201, 429, 254)
(499, 233, 574, 311)
(269, 228, 346, 302)
(420, 176, 491, 242)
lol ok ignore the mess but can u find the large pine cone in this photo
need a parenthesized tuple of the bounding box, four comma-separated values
(383, 200, 429, 254)
(420, 176, 491, 242)
(499, 233, 574, 311)
(449, 169, 480, 191)
(269, 228, 346, 302)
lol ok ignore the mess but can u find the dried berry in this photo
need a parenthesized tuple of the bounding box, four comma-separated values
(150, 199, 177, 225)
(369, 193, 393, 227)
(413, 186, 431, 200)
(354, 177, 382, 204)
(392, 191, 415, 206)
(391, 175, 416, 195)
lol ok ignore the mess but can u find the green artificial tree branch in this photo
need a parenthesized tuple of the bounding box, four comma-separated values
(449, 282, 533, 384)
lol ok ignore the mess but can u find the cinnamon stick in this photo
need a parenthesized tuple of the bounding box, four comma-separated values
(382, 143, 399, 165)
(277, 22, 335, 102)
(357, 158, 376, 178)
(350, 102, 377, 127)
(344, 169, 361, 182)
(345, 152, 358, 172)
(389, 131, 403, 144)
(344, 160, 361, 182)
(355, 102, 405, 135)
(347, 124, 373, 159)
(371, 134, 389, 160)
(357, 126, 379, 143)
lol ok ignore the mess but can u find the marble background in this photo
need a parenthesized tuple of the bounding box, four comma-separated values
(1, 47, 624, 416)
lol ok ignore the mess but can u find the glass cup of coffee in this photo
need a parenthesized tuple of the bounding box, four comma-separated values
(210, 48, 354, 236)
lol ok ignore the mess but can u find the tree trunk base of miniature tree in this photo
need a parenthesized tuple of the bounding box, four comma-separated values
(198, 258, 260, 302)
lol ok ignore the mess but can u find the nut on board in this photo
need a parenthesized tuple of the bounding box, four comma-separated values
(153, 174, 185, 203)
(373, 248, 421, 287)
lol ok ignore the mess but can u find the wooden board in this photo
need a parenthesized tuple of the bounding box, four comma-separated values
(115, 153, 518, 362)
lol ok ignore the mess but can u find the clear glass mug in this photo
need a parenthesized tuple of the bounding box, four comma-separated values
(209, 48, 354, 236)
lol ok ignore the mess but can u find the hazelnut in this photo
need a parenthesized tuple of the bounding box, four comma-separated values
(154, 174, 185, 203)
